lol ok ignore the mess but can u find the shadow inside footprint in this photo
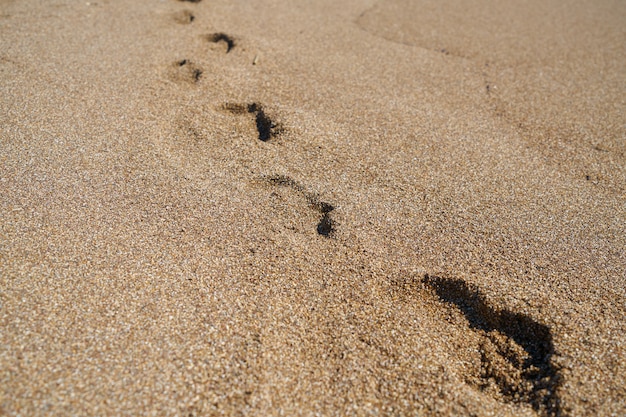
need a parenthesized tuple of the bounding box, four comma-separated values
(206, 33, 236, 53)
(248, 103, 276, 142)
(316, 213, 334, 236)
(423, 275, 560, 416)
(223, 103, 282, 142)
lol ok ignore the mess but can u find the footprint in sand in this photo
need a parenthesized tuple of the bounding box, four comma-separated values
(206, 33, 236, 53)
(173, 9, 195, 24)
(222, 102, 283, 142)
(262, 174, 337, 237)
(169, 59, 203, 84)
(421, 275, 561, 416)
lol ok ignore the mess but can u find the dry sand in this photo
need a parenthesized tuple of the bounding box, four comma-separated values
(1, 0, 625, 415)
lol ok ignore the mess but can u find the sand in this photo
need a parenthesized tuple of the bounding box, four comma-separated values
(1, 0, 625, 415)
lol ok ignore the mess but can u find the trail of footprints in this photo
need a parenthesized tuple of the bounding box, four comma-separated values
(168, 0, 335, 237)
(166, 1, 560, 413)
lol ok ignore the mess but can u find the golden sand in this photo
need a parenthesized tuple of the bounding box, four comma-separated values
(1, 0, 625, 415)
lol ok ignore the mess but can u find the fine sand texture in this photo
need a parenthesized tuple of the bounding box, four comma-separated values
(1, 0, 625, 415)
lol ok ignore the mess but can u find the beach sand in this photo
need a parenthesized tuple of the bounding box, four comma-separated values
(1, 0, 625, 415)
